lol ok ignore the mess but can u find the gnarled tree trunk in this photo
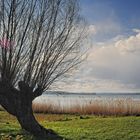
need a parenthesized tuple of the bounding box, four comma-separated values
(0, 81, 54, 138)
(16, 103, 50, 137)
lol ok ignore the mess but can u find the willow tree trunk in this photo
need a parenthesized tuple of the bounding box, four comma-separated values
(0, 81, 54, 137)
(16, 100, 49, 137)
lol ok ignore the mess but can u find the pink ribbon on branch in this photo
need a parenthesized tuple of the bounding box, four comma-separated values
(0, 38, 14, 50)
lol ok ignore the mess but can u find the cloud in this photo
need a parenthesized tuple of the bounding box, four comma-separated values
(88, 25, 97, 35)
(86, 30, 140, 90)
(87, 19, 122, 43)
(54, 71, 136, 92)
(54, 29, 140, 92)
(132, 28, 140, 33)
(115, 32, 140, 54)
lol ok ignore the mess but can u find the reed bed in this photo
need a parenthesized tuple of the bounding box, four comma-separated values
(32, 96, 140, 116)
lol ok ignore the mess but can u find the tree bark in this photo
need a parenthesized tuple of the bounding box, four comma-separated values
(0, 81, 60, 138)
(16, 104, 51, 137)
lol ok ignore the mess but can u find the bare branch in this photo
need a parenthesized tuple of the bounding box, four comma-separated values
(0, 0, 86, 96)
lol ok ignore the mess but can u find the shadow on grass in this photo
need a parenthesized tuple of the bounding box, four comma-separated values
(0, 129, 66, 140)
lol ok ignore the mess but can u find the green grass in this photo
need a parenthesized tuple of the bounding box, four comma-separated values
(0, 111, 140, 140)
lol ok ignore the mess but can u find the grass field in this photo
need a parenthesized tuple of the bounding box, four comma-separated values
(1, 111, 140, 140)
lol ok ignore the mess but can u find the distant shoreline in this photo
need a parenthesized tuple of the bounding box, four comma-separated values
(44, 91, 140, 96)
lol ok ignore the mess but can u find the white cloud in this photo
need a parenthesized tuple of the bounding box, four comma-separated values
(88, 24, 97, 35)
(54, 29, 140, 92)
(115, 32, 140, 54)
(132, 28, 140, 33)
(86, 30, 140, 90)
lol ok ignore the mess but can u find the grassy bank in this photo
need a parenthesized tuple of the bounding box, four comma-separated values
(1, 111, 140, 140)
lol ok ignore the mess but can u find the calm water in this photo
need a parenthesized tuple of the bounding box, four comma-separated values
(34, 92, 140, 105)
(44, 93, 140, 99)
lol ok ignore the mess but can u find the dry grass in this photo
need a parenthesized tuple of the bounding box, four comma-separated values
(32, 97, 140, 116)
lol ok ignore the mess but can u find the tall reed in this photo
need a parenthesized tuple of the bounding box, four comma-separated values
(32, 97, 140, 116)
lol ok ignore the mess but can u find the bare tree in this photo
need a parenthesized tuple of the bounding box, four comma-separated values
(0, 0, 86, 137)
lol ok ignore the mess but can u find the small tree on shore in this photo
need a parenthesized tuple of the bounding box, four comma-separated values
(0, 0, 86, 137)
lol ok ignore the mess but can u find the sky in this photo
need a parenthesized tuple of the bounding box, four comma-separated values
(56, 0, 140, 93)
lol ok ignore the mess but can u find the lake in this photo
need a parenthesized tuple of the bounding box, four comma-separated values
(34, 91, 140, 105)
